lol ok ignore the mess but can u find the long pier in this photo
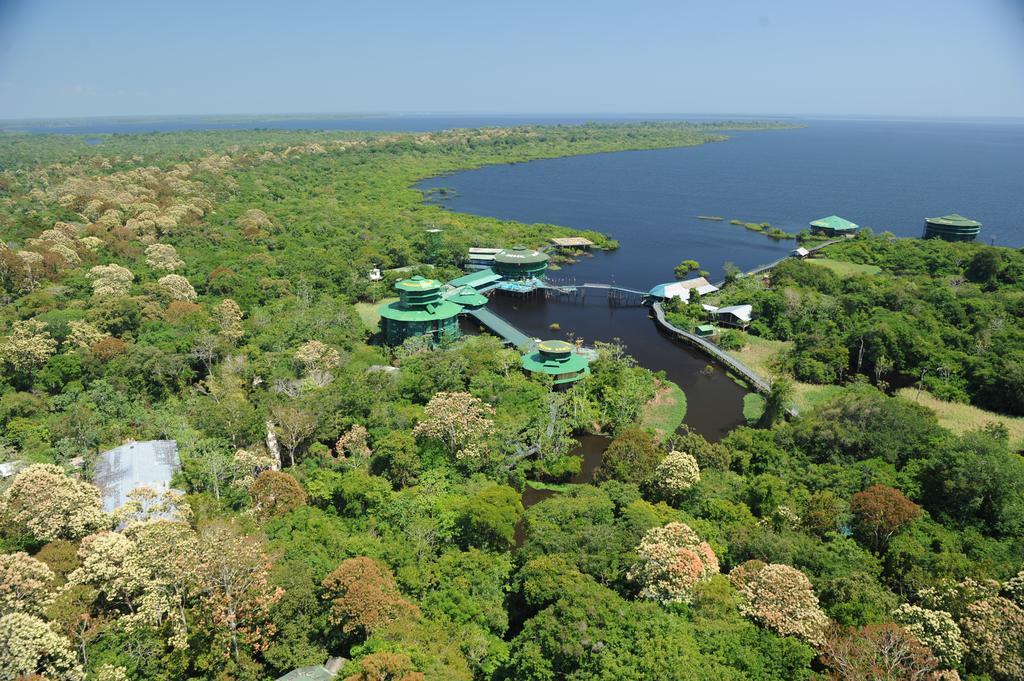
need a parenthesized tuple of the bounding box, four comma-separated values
(540, 281, 649, 306)
(711, 237, 847, 287)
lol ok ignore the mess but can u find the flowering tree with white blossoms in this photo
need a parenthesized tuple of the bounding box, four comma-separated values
(729, 560, 829, 648)
(158, 274, 197, 302)
(892, 603, 965, 670)
(336, 424, 373, 460)
(144, 243, 184, 271)
(214, 298, 245, 343)
(0, 464, 108, 542)
(0, 552, 55, 617)
(654, 450, 700, 499)
(66, 319, 109, 350)
(628, 522, 719, 604)
(413, 391, 496, 461)
(295, 339, 341, 382)
(87, 263, 134, 297)
(0, 319, 57, 376)
(0, 612, 83, 681)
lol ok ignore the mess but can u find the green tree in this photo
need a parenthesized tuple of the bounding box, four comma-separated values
(457, 484, 523, 551)
(674, 259, 700, 280)
(596, 427, 660, 486)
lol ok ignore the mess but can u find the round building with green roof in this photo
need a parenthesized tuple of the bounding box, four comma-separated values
(378, 276, 462, 346)
(521, 340, 590, 387)
(493, 246, 549, 280)
(923, 213, 982, 242)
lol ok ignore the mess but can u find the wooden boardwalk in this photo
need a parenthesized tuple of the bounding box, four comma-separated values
(711, 237, 847, 287)
(465, 307, 534, 349)
(651, 302, 799, 416)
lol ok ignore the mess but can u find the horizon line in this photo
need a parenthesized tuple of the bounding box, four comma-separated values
(3, 111, 1024, 126)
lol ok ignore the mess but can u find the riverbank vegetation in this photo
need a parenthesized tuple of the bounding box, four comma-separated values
(712, 235, 1024, 418)
(1, 124, 1022, 680)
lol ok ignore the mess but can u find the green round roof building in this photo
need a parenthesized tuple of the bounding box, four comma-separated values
(493, 246, 549, 280)
(923, 214, 982, 242)
(378, 276, 462, 346)
(521, 340, 590, 386)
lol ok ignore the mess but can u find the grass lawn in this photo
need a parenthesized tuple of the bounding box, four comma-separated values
(641, 379, 688, 440)
(897, 388, 1024, 447)
(806, 257, 881, 277)
(743, 393, 766, 424)
(355, 297, 397, 330)
(727, 334, 845, 413)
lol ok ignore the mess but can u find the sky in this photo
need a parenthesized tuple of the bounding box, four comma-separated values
(0, 0, 1023, 120)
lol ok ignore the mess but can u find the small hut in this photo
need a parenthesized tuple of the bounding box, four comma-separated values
(648, 277, 719, 302)
(549, 236, 594, 250)
(714, 304, 753, 329)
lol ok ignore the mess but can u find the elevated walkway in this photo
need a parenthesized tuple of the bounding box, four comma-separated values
(465, 307, 535, 349)
(579, 282, 649, 297)
(651, 302, 798, 417)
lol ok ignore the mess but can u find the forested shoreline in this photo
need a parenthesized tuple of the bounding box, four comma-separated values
(1, 123, 1023, 680)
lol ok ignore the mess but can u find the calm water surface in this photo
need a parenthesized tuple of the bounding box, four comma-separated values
(422, 120, 1024, 286)
(433, 120, 1024, 443)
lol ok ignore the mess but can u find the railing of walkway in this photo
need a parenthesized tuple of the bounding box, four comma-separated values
(651, 302, 799, 417)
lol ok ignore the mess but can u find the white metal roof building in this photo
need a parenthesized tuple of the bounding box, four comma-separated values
(714, 304, 753, 327)
(93, 440, 181, 513)
(649, 277, 720, 302)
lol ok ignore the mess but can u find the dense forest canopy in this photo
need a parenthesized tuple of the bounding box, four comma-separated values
(0, 123, 1022, 681)
(704, 236, 1024, 416)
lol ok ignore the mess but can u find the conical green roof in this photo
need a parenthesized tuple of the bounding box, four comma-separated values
(809, 215, 858, 231)
(395, 275, 443, 292)
(447, 286, 489, 308)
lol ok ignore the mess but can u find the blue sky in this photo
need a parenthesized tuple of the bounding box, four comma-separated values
(1, 0, 1022, 119)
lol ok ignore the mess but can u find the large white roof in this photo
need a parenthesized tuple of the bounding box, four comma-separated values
(655, 277, 720, 301)
(715, 304, 753, 322)
(93, 440, 180, 513)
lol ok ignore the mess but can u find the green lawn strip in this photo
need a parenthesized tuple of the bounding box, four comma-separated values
(806, 257, 881, 277)
(355, 297, 398, 330)
(525, 480, 577, 493)
(641, 379, 688, 439)
(743, 393, 766, 424)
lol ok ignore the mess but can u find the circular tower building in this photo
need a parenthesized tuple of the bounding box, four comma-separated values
(378, 276, 462, 346)
(923, 214, 982, 242)
(520, 340, 591, 387)
(493, 246, 549, 281)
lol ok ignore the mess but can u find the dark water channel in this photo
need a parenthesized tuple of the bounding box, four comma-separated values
(515, 434, 610, 544)
(487, 293, 748, 441)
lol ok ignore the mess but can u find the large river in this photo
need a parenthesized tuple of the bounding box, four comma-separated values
(421, 119, 1024, 286)
(423, 120, 1024, 438)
